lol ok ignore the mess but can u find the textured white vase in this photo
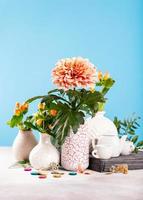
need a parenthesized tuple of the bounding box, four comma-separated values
(29, 133, 60, 170)
(61, 124, 89, 171)
(86, 111, 118, 137)
(12, 130, 37, 161)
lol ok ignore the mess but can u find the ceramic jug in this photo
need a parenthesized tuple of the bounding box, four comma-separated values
(12, 130, 37, 161)
(87, 111, 118, 137)
(29, 133, 60, 170)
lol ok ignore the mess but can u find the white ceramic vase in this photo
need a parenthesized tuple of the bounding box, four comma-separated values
(29, 133, 60, 170)
(12, 130, 37, 161)
(86, 111, 118, 152)
(61, 124, 90, 171)
(87, 111, 118, 137)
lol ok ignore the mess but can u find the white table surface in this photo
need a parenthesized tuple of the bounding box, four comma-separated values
(0, 147, 143, 200)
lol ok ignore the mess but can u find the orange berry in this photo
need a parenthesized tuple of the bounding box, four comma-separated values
(15, 102, 20, 108)
(23, 102, 29, 109)
(98, 71, 103, 81)
(20, 103, 29, 112)
(38, 103, 46, 110)
(50, 109, 57, 117)
(36, 119, 43, 126)
(20, 105, 26, 112)
(15, 109, 21, 116)
(103, 72, 110, 80)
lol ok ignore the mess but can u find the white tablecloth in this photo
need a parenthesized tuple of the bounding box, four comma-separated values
(0, 147, 143, 200)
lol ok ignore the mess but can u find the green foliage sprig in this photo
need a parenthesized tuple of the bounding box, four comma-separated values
(7, 102, 31, 131)
(96, 77, 115, 96)
(113, 114, 143, 152)
(96, 73, 115, 111)
(41, 88, 105, 145)
(24, 103, 57, 136)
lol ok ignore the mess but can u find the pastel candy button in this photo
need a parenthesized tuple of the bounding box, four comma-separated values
(69, 172, 77, 176)
(84, 172, 91, 175)
(24, 168, 32, 172)
(38, 175, 47, 179)
(53, 174, 61, 178)
(31, 171, 41, 175)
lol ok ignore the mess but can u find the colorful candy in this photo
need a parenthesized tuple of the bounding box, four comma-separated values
(84, 172, 91, 175)
(69, 172, 77, 176)
(53, 174, 61, 178)
(24, 168, 32, 172)
(38, 175, 47, 179)
(31, 171, 41, 175)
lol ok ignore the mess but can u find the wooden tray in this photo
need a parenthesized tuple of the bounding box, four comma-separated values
(89, 151, 143, 172)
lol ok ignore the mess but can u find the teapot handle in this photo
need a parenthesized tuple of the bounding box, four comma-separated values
(92, 149, 98, 158)
(92, 137, 99, 149)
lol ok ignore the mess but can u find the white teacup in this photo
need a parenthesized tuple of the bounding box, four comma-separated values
(92, 145, 112, 159)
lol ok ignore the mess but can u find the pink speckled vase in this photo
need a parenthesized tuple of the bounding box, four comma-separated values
(61, 124, 89, 171)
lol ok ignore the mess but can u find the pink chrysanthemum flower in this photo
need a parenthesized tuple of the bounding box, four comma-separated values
(52, 57, 98, 89)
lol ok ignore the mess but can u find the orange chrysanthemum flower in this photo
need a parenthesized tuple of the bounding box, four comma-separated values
(52, 57, 98, 89)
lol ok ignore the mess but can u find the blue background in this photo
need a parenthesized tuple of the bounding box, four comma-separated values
(0, 0, 142, 146)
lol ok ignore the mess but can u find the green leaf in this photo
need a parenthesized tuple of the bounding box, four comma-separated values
(131, 135, 139, 144)
(133, 147, 139, 153)
(51, 104, 85, 145)
(53, 113, 70, 145)
(136, 140, 143, 147)
(42, 94, 70, 105)
(26, 95, 46, 104)
(128, 129, 135, 135)
(69, 111, 85, 133)
(103, 78, 115, 88)
(113, 116, 121, 133)
(7, 115, 23, 128)
(48, 89, 64, 95)
(101, 78, 115, 95)
(18, 160, 29, 164)
(24, 121, 38, 131)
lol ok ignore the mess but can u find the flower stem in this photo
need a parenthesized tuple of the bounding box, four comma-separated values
(98, 102, 105, 111)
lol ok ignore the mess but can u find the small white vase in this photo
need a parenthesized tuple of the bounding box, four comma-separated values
(29, 133, 60, 170)
(61, 124, 89, 171)
(12, 130, 37, 161)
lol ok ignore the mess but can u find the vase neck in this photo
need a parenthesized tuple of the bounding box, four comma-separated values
(19, 130, 32, 135)
(39, 133, 51, 145)
(95, 111, 105, 117)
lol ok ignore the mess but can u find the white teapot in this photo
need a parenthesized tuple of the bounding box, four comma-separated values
(92, 135, 122, 157)
(120, 135, 135, 155)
